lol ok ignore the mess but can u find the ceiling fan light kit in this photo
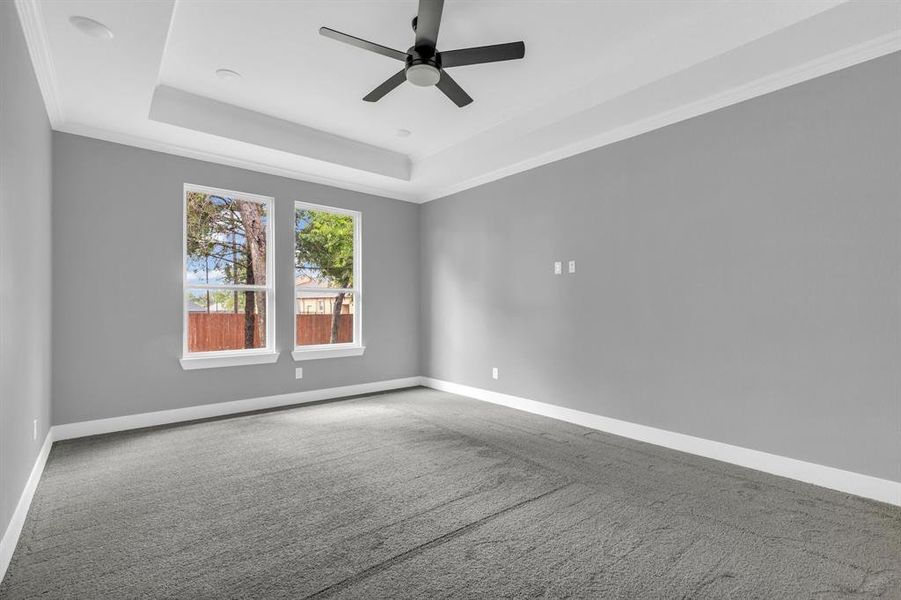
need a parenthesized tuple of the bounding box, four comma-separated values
(406, 63, 441, 87)
(320, 0, 525, 107)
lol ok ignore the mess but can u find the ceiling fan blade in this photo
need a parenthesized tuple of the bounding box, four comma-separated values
(363, 70, 407, 102)
(435, 71, 472, 107)
(414, 0, 444, 48)
(319, 27, 408, 62)
(440, 41, 525, 68)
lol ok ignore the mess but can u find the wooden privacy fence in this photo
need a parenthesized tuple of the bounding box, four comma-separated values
(188, 313, 352, 352)
(187, 313, 263, 352)
(295, 314, 353, 346)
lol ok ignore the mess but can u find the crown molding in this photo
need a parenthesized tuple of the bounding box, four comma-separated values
(56, 122, 424, 203)
(420, 30, 901, 202)
(14, 0, 63, 127)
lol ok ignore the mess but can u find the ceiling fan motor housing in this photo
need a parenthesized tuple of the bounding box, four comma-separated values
(405, 46, 441, 86)
(319, 0, 525, 106)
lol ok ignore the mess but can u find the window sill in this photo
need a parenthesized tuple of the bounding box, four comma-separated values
(179, 351, 280, 370)
(292, 346, 365, 362)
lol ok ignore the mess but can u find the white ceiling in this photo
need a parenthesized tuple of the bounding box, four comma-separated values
(17, 0, 901, 202)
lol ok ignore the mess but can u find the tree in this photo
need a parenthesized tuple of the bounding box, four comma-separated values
(186, 192, 267, 348)
(295, 210, 354, 343)
(236, 200, 267, 347)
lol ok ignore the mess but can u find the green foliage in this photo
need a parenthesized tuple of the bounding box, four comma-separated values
(295, 210, 354, 288)
(186, 192, 266, 285)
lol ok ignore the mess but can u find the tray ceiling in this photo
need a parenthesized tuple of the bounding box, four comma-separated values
(17, 0, 901, 202)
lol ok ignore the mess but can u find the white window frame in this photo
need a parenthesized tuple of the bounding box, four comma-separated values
(293, 201, 364, 361)
(180, 183, 278, 370)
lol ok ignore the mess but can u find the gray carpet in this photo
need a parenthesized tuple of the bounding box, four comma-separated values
(2, 387, 899, 599)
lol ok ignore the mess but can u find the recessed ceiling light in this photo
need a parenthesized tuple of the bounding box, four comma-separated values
(69, 16, 114, 40)
(396, 129, 412, 138)
(216, 68, 242, 81)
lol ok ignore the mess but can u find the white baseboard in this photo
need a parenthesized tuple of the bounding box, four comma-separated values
(0, 430, 54, 583)
(420, 377, 901, 507)
(53, 377, 421, 441)
(3, 374, 894, 587)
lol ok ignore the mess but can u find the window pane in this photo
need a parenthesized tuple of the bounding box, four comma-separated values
(187, 289, 267, 352)
(295, 208, 354, 289)
(186, 191, 268, 286)
(296, 291, 355, 346)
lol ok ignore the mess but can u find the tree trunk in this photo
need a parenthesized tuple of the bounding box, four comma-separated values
(237, 201, 267, 348)
(243, 262, 256, 348)
(330, 292, 345, 343)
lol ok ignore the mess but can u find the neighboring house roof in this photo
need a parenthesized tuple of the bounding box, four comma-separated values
(295, 274, 332, 288)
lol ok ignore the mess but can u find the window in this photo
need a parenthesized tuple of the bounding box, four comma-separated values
(181, 184, 276, 369)
(293, 201, 363, 360)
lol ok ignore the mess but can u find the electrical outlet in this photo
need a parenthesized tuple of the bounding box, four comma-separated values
(568, 260, 576, 274)
(33, 419, 38, 441)
(295, 367, 303, 379)
(554, 261, 562, 275)
(492, 367, 499, 380)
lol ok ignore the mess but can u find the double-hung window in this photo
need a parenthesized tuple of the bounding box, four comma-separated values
(181, 184, 276, 369)
(293, 201, 363, 361)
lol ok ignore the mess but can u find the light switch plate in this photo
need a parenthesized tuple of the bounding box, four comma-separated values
(295, 367, 303, 379)
(568, 260, 576, 273)
(554, 262, 562, 275)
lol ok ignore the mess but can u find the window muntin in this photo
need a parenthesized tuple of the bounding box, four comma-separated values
(184, 185, 275, 357)
(294, 202, 361, 349)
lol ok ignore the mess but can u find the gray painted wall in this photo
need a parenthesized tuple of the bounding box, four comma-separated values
(52, 133, 419, 425)
(420, 53, 901, 482)
(0, 3, 53, 538)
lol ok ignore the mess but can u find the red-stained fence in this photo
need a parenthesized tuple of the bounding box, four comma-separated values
(296, 314, 354, 346)
(188, 313, 352, 352)
(187, 313, 263, 352)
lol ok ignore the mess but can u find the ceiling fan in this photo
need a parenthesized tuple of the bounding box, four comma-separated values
(319, 0, 525, 107)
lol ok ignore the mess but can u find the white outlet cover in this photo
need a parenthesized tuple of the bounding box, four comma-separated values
(568, 260, 576, 273)
(492, 367, 499, 380)
(295, 367, 303, 379)
(554, 262, 562, 275)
